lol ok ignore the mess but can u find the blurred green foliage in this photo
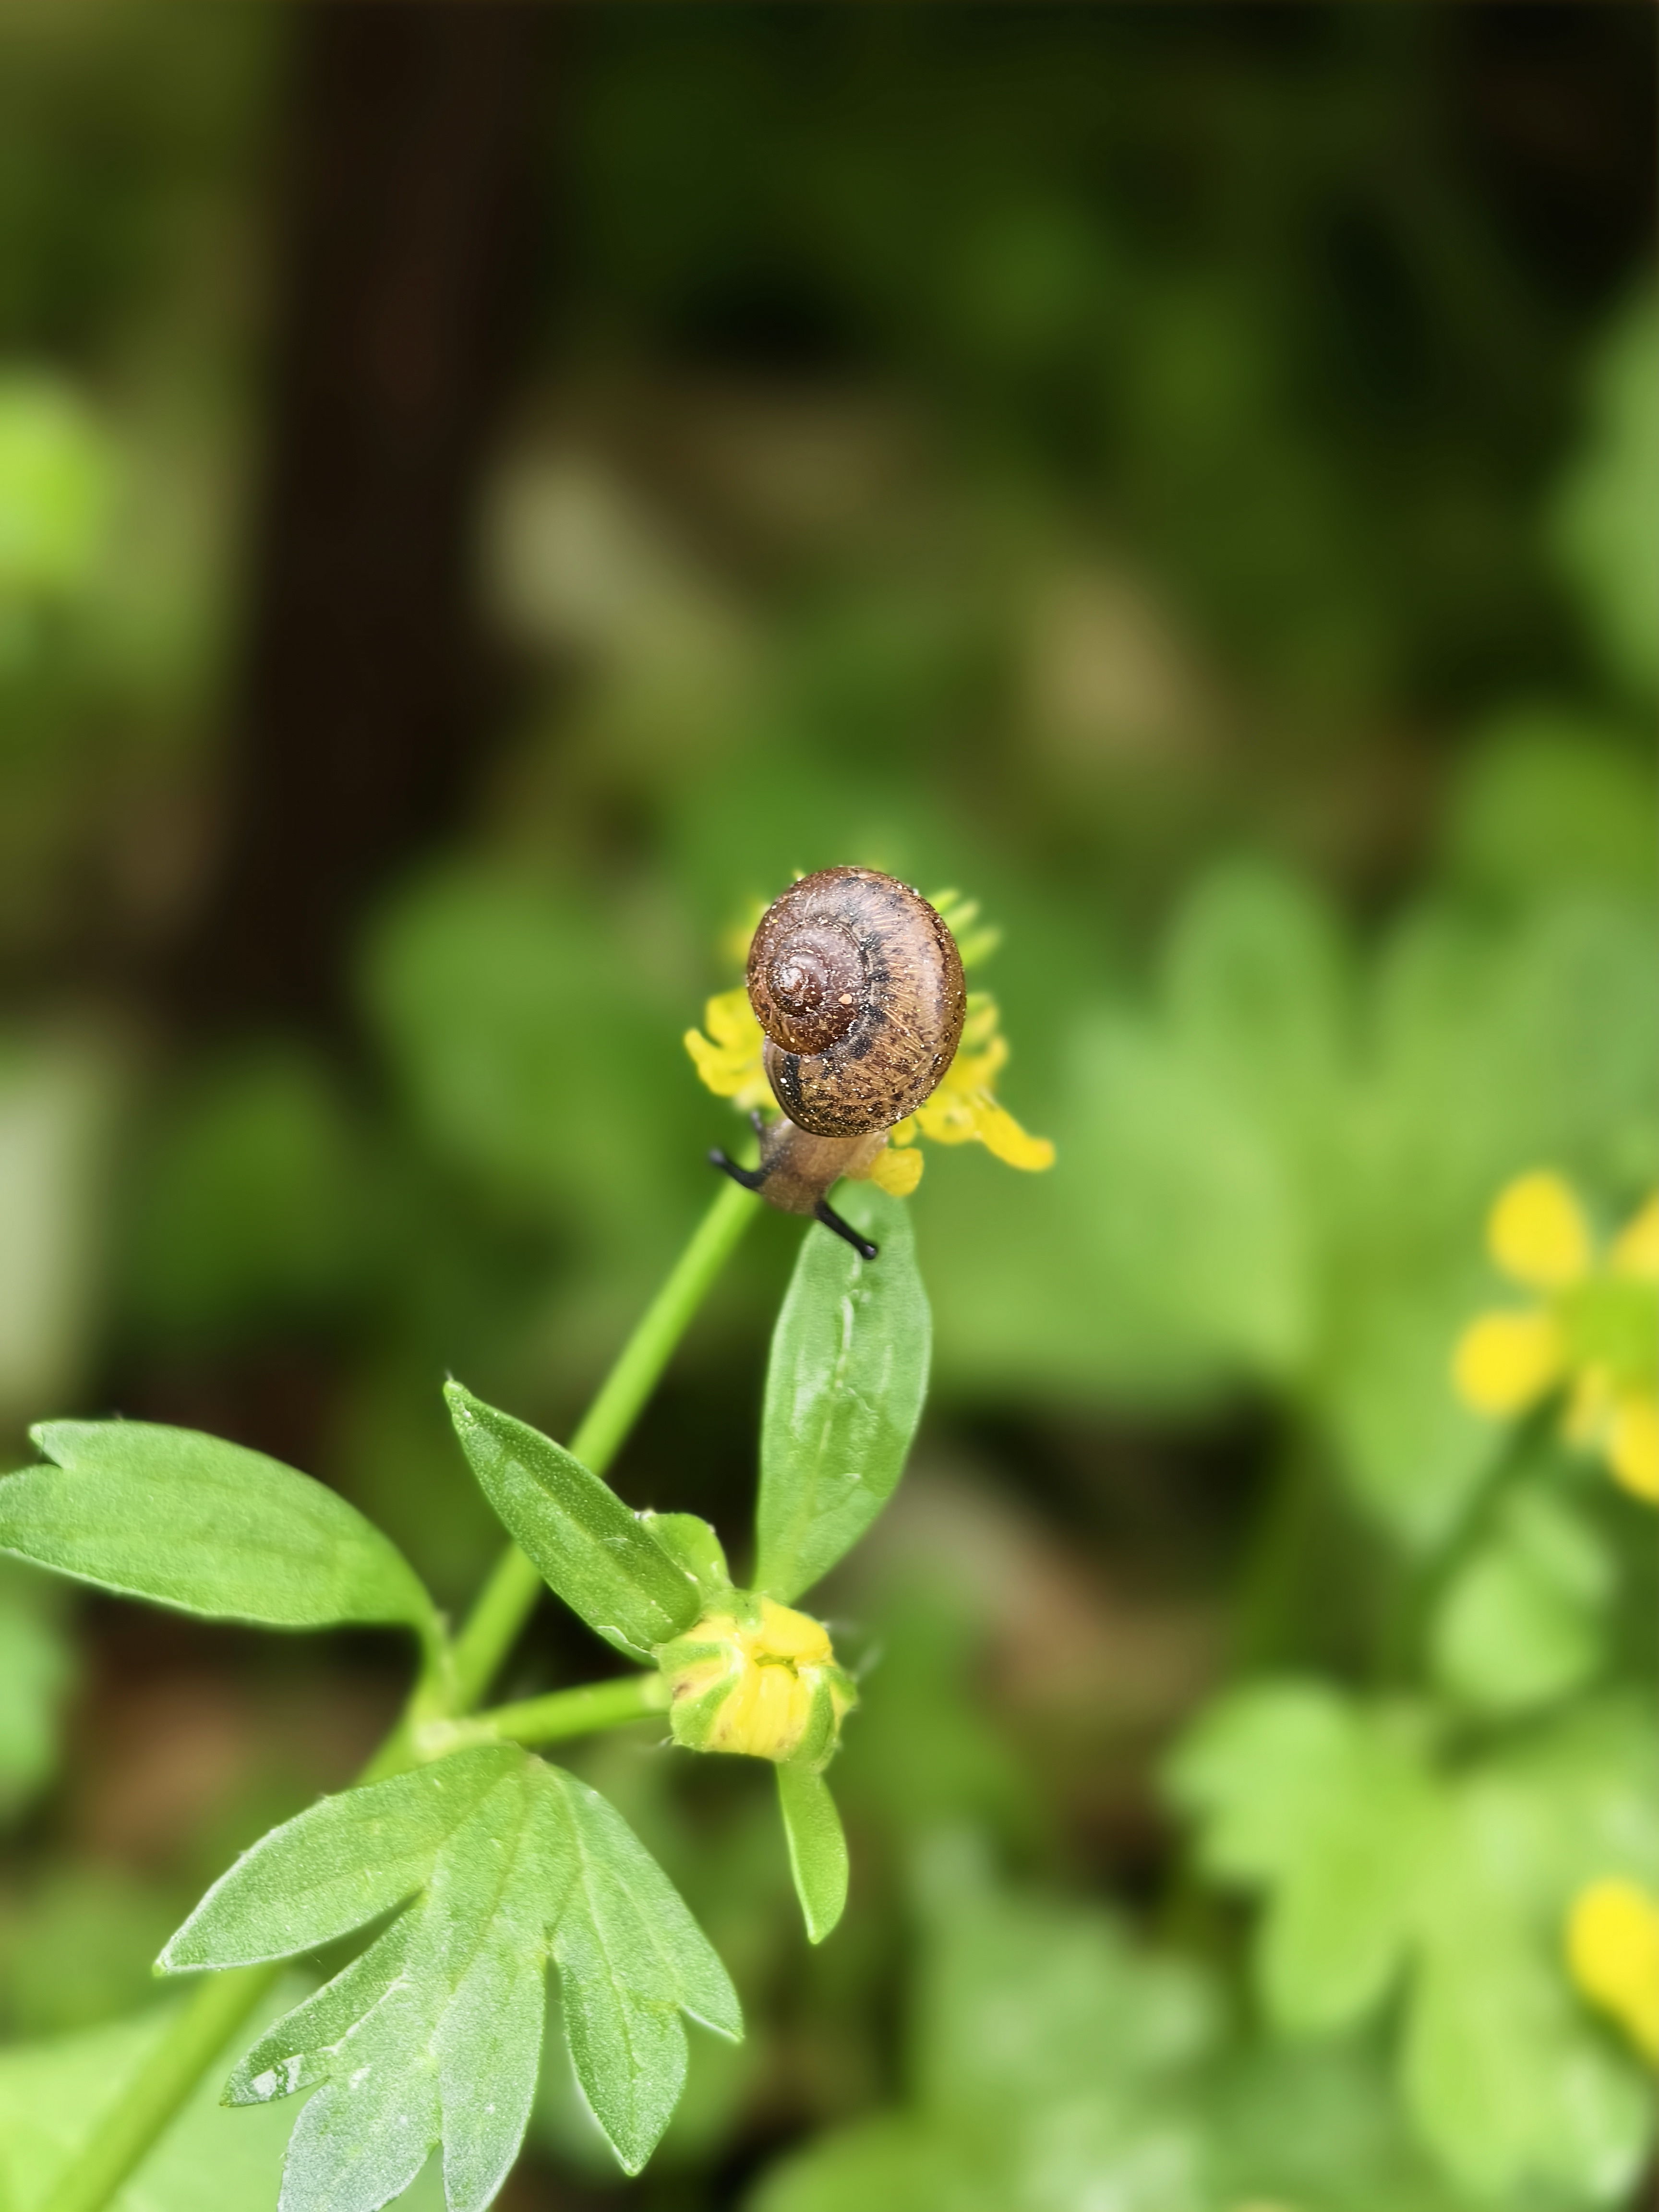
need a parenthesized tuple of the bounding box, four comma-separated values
(0, 5, 1653, 2210)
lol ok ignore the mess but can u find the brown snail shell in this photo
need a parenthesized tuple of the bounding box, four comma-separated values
(747, 867, 966, 1138)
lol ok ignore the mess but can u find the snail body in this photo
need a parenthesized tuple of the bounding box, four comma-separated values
(712, 867, 965, 1259)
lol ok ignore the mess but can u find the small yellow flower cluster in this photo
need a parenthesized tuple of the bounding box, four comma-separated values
(657, 1596, 857, 1769)
(683, 889, 1054, 1194)
(1454, 1175, 1659, 1503)
(1566, 1877, 1659, 2064)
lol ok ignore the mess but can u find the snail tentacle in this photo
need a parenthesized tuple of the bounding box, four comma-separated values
(813, 1200, 879, 1263)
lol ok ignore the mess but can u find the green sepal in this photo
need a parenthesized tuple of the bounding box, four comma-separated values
(755, 1184, 931, 1604)
(792, 1664, 857, 1774)
(777, 1764, 849, 1944)
(445, 1382, 700, 1659)
(0, 1421, 437, 1647)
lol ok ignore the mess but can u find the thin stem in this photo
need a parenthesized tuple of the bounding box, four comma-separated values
(44, 1174, 756, 2212)
(431, 1671, 670, 1757)
(449, 1175, 754, 1710)
(1230, 1423, 1322, 1672)
(42, 1964, 282, 2212)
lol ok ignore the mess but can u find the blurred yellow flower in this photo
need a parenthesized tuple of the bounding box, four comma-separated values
(1454, 1176, 1659, 1503)
(684, 892, 1054, 1194)
(1566, 1877, 1659, 2064)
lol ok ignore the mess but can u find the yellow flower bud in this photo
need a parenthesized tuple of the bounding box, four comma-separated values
(658, 1596, 857, 1768)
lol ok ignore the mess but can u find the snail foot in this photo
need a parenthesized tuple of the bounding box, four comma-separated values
(814, 1199, 878, 1263)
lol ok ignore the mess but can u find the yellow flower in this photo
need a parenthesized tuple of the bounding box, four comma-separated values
(1566, 1878, 1659, 2064)
(683, 890, 1055, 1194)
(1453, 1176, 1659, 1503)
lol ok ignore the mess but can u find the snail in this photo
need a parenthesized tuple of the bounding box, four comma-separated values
(711, 866, 965, 1261)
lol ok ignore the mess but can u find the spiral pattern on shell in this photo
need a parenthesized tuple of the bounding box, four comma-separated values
(746, 867, 966, 1138)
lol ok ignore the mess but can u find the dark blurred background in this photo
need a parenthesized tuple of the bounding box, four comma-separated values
(0, 7, 1654, 2209)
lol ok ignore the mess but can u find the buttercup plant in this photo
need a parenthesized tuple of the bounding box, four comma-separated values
(0, 873, 1039, 2212)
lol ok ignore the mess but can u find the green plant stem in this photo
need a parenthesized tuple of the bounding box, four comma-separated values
(41, 1963, 282, 2212)
(44, 1175, 756, 2212)
(1231, 1423, 1322, 1671)
(449, 1175, 755, 1710)
(435, 1670, 670, 1755)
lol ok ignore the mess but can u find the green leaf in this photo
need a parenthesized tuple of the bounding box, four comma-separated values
(641, 1512, 732, 1609)
(753, 1847, 1219, 2212)
(0, 1978, 455, 2212)
(445, 1382, 699, 1659)
(1430, 1487, 1611, 1714)
(1404, 1761, 1653, 2201)
(749, 2116, 982, 2212)
(0, 1560, 70, 1819)
(776, 1765, 849, 1945)
(1551, 289, 1659, 700)
(1172, 1688, 1659, 2203)
(755, 1185, 930, 1603)
(161, 1751, 517, 1971)
(0, 1423, 437, 1642)
(1167, 1683, 1436, 2032)
(0, 2001, 290, 2212)
(164, 1745, 740, 2199)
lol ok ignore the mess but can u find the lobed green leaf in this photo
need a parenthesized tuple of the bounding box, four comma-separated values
(161, 1751, 517, 1972)
(166, 1745, 740, 2206)
(1170, 1684, 1659, 2202)
(1404, 1763, 1653, 2201)
(1167, 1681, 1437, 2032)
(1429, 1487, 1611, 1715)
(755, 1186, 930, 1604)
(776, 1765, 849, 1945)
(0, 1422, 436, 1641)
(444, 1383, 700, 1659)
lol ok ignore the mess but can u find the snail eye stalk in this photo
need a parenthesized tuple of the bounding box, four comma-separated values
(709, 1148, 767, 1194)
(812, 1200, 879, 1262)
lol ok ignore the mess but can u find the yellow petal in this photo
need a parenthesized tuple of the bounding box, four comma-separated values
(685, 989, 769, 1108)
(887, 1116, 918, 1148)
(1566, 1879, 1659, 2064)
(913, 1087, 981, 1144)
(704, 986, 762, 1052)
(971, 1097, 1056, 1171)
(1488, 1172, 1593, 1289)
(1608, 1394, 1659, 1504)
(683, 1026, 738, 1093)
(868, 1145, 924, 1196)
(721, 898, 769, 970)
(1611, 1195, 1659, 1283)
(755, 1596, 834, 1666)
(1453, 1310, 1564, 1415)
